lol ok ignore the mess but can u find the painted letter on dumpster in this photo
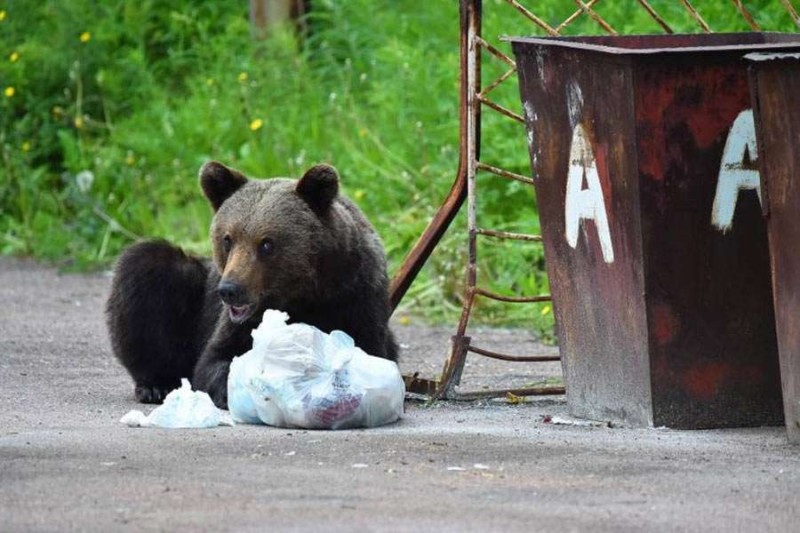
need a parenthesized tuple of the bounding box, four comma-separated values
(711, 109, 761, 234)
(565, 124, 614, 263)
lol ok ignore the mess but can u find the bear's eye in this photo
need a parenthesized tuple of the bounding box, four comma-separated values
(222, 235, 232, 253)
(259, 238, 274, 256)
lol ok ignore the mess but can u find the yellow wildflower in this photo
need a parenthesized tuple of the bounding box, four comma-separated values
(0, 10, 6, 21)
(21, 141, 31, 152)
(9, 51, 19, 62)
(79, 32, 91, 43)
(237, 72, 248, 82)
(540, 305, 552, 316)
(249, 118, 263, 131)
(398, 316, 411, 326)
(354, 189, 366, 201)
(4, 86, 14, 98)
(74, 116, 84, 129)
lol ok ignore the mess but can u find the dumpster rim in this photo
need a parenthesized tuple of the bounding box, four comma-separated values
(503, 32, 800, 56)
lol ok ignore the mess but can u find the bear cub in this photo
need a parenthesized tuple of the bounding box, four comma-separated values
(106, 161, 398, 408)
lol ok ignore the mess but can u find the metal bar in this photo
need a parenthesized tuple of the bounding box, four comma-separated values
(477, 161, 536, 186)
(450, 386, 565, 401)
(467, 344, 560, 362)
(476, 228, 543, 242)
(475, 36, 516, 67)
(436, 335, 472, 400)
(466, 17, 480, 296)
(680, 0, 712, 32)
(636, 0, 674, 33)
(477, 95, 525, 123)
(503, 0, 559, 36)
(431, 0, 484, 401)
(404, 374, 565, 400)
(479, 67, 517, 99)
(573, 0, 618, 35)
(555, 0, 599, 33)
(405, 0, 585, 403)
(389, 169, 466, 310)
(731, 0, 760, 31)
(402, 373, 440, 397)
(474, 287, 551, 303)
(388, 0, 479, 310)
(780, 0, 800, 29)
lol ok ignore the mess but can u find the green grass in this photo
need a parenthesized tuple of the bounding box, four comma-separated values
(1, 0, 797, 336)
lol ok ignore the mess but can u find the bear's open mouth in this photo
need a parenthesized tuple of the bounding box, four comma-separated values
(227, 303, 256, 323)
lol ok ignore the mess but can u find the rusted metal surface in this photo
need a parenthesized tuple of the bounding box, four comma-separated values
(394, 1, 800, 403)
(780, 0, 800, 28)
(475, 228, 542, 242)
(387, 0, 476, 310)
(748, 53, 800, 443)
(511, 32, 800, 428)
(573, 0, 617, 35)
(680, 0, 713, 32)
(733, 0, 761, 31)
(467, 344, 559, 362)
(636, 0, 674, 34)
(395, 0, 561, 401)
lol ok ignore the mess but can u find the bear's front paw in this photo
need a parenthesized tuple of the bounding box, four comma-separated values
(209, 386, 228, 410)
(134, 383, 178, 404)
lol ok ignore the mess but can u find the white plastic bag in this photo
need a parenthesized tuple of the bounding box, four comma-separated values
(120, 378, 233, 428)
(228, 310, 405, 429)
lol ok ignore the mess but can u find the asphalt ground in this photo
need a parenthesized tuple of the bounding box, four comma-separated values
(1, 257, 798, 532)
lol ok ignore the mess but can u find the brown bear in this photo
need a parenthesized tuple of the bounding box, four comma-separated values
(106, 161, 398, 408)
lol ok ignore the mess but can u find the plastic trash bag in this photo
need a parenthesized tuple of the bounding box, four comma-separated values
(228, 310, 405, 429)
(120, 379, 233, 428)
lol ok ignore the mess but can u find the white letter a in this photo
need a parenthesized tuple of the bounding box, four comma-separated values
(565, 124, 615, 263)
(711, 109, 761, 234)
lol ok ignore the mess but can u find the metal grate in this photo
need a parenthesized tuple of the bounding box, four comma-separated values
(391, 0, 800, 400)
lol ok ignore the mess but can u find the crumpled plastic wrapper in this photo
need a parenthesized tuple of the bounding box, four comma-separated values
(120, 379, 233, 428)
(228, 310, 405, 430)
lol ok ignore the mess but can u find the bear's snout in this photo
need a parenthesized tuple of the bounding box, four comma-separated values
(217, 279, 248, 305)
(217, 279, 257, 323)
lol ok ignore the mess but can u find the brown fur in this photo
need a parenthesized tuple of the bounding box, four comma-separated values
(106, 161, 398, 408)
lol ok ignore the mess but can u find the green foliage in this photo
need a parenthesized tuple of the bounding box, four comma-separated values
(1, 0, 797, 335)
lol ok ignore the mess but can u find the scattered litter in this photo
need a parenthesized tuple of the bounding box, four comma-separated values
(447, 466, 466, 471)
(352, 463, 368, 468)
(284, 451, 296, 456)
(542, 414, 609, 427)
(120, 379, 233, 428)
(473, 463, 490, 470)
(228, 310, 405, 430)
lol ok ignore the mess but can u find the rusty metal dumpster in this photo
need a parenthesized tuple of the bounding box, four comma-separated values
(748, 52, 800, 443)
(509, 33, 800, 428)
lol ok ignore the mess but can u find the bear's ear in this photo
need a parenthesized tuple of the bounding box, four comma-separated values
(199, 161, 248, 212)
(296, 164, 339, 213)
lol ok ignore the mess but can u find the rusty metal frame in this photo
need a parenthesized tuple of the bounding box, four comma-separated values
(391, 0, 800, 400)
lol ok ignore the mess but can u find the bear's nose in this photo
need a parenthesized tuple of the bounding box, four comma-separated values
(217, 280, 246, 304)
